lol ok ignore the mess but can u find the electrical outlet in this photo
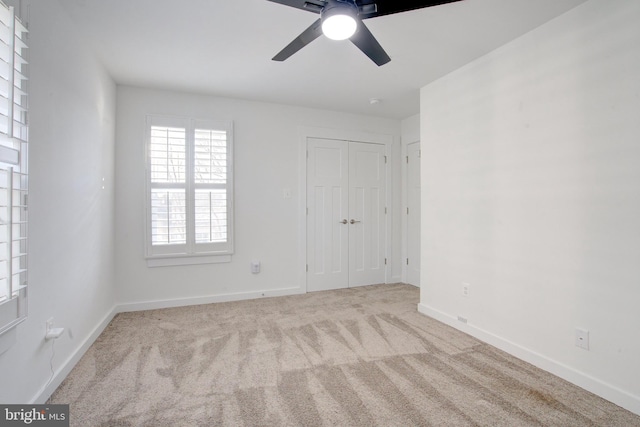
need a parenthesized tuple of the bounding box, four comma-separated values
(457, 315, 468, 324)
(575, 328, 589, 350)
(462, 283, 470, 297)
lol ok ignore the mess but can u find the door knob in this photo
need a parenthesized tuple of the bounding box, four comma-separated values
(350, 219, 361, 224)
(340, 219, 348, 224)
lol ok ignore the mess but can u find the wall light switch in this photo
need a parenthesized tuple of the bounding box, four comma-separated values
(251, 261, 261, 274)
(575, 328, 589, 350)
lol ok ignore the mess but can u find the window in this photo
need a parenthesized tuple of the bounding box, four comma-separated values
(145, 116, 233, 266)
(0, 1, 28, 336)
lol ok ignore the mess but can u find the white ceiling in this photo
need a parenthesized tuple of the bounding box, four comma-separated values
(57, 0, 587, 119)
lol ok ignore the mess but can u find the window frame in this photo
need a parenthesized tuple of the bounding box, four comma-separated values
(144, 115, 234, 267)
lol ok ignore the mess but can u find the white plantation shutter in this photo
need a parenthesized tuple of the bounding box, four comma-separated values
(194, 128, 228, 244)
(195, 188, 226, 244)
(151, 189, 187, 245)
(0, 1, 27, 336)
(0, 3, 27, 141)
(145, 116, 233, 265)
(149, 125, 187, 246)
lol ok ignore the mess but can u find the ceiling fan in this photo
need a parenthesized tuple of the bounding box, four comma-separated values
(268, 0, 463, 66)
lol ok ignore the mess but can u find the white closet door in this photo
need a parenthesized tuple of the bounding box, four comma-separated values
(306, 138, 349, 292)
(306, 138, 386, 292)
(406, 141, 421, 286)
(348, 141, 386, 287)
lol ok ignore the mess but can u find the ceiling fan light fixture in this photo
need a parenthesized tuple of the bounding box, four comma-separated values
(322, 14, 357, 40)
(321, 3, 358, 41)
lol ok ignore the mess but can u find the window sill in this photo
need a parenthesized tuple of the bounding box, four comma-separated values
(146, 254, 232, 268)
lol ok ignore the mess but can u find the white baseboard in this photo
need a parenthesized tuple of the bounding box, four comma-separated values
(117, 286, 305, 313)
(32, 305, 119, 404)
(417, 303, 640, 416)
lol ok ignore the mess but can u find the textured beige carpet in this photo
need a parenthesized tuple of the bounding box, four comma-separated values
(50, 283, 640, 426)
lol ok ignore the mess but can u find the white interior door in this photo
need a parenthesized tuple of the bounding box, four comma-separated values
(306, 138, 349, 292)
(348, 142, 386, 287)
(406, 142, 421, 286)
(307, 138, 386, 292)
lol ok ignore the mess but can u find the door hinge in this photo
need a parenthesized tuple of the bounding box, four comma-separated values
(384, 258, 387, 265)
(306, 264, 308, 272)
(406, 258, 409, 265)
(406, 155, 409, 164)
(384, 207, 387, 214)
(306, 207, 309, 215)
(384, 155, 387, 164)
(407, 207, 409, 215)
(418, 149, 422, 158)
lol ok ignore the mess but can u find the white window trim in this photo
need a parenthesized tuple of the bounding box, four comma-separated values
(144, 115, 234, 267)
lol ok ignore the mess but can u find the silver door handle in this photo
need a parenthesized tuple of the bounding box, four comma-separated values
(350, 219, 361, 224)
(340, 219, 348, 224)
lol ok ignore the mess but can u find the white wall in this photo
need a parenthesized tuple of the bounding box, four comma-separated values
(419, 0, 640, 414)
(115, 87, 401, 308)
(0, 0, 117, 403)
(401, 114, 420, 145)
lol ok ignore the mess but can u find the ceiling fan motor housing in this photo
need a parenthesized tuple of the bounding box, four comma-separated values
(321, 0, 359, 22)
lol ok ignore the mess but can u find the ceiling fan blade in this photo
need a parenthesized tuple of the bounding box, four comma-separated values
(349, 21, 391, 66)
(358, 0, 463, 19)
(273, 18, 323, 62)
(266, 0, 325, 14)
